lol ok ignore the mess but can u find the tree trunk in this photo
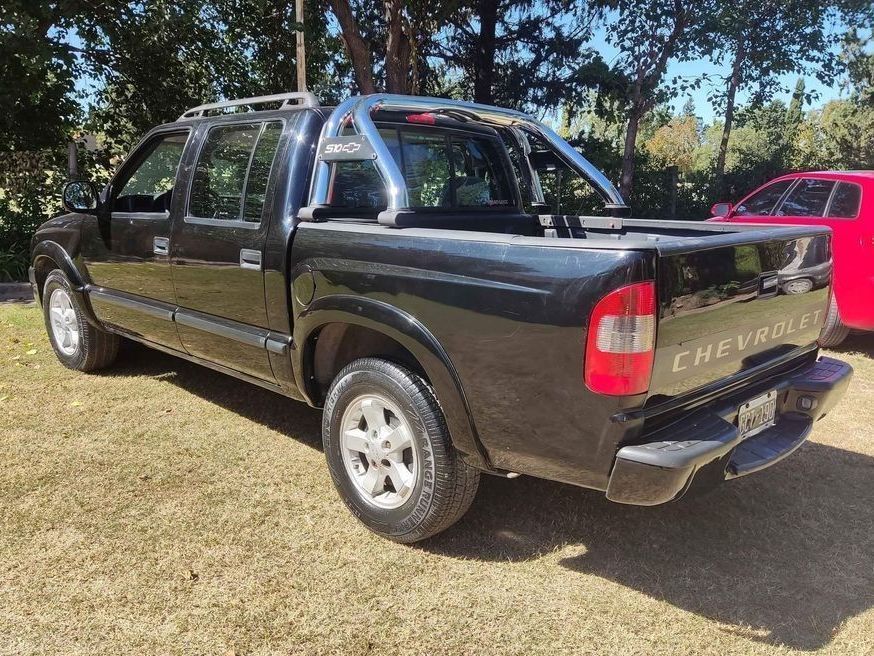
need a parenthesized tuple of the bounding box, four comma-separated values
(473, 0, 498, 104)
(328, 0, 376, 94)
(715, 44, 744, 195)
(619, 101, 643, 201)
(384, 0, 411, 93)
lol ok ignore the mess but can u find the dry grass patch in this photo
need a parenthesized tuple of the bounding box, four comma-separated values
(1, 303, 873, 655)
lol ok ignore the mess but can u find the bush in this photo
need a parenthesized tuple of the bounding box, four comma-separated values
(0, 151, 65, 282)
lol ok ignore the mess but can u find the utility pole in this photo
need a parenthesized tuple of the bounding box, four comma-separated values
(295, 0, 307, 92)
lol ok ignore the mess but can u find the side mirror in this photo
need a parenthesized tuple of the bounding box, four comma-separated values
(62, 180, 99, 213)
(710, 202, 732, 218)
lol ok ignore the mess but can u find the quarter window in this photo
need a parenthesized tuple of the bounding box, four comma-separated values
(827, 182, 862, 219)
(775, 178, 836, 217)
(734, 179, 793, 217)
(189, 121, 283, 222)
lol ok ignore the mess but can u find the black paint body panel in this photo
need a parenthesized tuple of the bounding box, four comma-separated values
(29, 103, 846, 496)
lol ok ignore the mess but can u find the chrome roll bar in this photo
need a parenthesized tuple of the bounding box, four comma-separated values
(303, 93, 627, 220)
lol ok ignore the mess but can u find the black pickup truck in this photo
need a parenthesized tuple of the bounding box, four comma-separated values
(30, 92, 852, 542)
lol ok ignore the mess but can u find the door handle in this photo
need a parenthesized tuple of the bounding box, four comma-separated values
(153, 236, 169, 256)
(240, 249, 262, 270)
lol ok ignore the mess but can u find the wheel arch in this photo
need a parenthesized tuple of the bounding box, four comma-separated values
(294, 295, 490, 470)
(31, 241, 99, 326)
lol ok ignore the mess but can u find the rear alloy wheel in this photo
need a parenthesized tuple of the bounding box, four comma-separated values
(42, 270, 120, 371)
(323, 358, 480, 543)
(340, 394, 418, 509)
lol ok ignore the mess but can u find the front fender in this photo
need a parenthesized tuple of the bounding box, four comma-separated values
(293, 294, 490, 470)
(31, 240, 99, 326)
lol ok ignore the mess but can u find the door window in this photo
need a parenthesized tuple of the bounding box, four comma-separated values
(734, 179, 794, 217)
(188, 121, 283, 223)
(113, 132, 188, 213)
(775, 178, 836, 217)
(827, 182, 862, 219)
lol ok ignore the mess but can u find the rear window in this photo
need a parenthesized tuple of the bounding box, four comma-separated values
(329, 126, 515, 210)
(776, 178, 836, 217)
(827, 182, 862, 219)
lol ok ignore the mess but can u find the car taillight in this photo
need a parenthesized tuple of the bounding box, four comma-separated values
(584, 281, 657, 396)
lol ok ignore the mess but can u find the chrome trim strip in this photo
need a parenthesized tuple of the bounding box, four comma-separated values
(175, 310, 268, 349)
(87, 288, 175, 321)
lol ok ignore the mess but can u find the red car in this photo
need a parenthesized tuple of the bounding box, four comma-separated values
(709, 171, 872, 346)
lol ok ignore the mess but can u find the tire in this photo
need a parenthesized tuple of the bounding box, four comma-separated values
(42, 269, 120, 371)
(322, 358, 480, 543)
(782, 278, 813, 295)
(819, 295, 850, 348)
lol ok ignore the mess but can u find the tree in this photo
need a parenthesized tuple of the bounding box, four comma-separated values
(327, 0, 440, 94)
(0, 1, 80, 151)
(706, 0, 866, 194)
(643, 114, 700, 173)
(431, 0, 616, 111)
(605, 0, 706, 202)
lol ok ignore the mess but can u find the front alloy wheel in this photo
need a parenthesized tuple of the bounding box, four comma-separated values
(48, 287, 80, 356)
(41, 269, 120, 371)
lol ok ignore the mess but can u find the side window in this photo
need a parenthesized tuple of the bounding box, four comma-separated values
(734, 179, 794, 217)
(775, 178, 836, 217)
(113, 132, 188, 213)
(242, 122, 283, 222)
(827, 182, 862, 219)
(189, 121, 283, 222)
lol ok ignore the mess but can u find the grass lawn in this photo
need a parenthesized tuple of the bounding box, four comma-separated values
(2, 301, 873, 655)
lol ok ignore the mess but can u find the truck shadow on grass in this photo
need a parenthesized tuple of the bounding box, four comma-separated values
(111, 342, 871, 651)
(830, 333, 874, 359)
(426, 446, 874, 651)
(108, 341, 324, 448)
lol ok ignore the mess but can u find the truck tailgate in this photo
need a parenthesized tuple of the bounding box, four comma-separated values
(650, 231, 831, 399)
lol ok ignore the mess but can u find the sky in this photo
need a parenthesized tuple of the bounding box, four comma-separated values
(587, 23, 851, 125)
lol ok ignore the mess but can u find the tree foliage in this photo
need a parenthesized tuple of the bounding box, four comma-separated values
(1, 0, 873, 281)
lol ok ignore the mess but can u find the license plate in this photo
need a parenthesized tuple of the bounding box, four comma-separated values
(737, 390, 777, 439)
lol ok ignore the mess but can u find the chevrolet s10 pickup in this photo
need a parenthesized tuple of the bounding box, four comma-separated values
(30, 93, 852, 542)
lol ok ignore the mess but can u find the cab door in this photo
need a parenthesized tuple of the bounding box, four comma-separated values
(170, 118, 288, 381)
(81, 128, 191, 349)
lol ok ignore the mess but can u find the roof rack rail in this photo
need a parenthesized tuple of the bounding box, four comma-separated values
(177, 92, 319, 121)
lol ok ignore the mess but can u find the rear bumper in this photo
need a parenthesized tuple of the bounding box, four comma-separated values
(606, 356, 853, 505)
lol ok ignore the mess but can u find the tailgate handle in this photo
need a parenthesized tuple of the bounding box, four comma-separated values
(758, 271, 778, 297)
(240, 249, 262, 271)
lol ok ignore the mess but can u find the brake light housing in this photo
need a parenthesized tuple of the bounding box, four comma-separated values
(405, 113, 437, 125)
(584, 281, 657, 396)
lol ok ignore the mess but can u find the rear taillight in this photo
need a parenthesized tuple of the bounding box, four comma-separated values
(584, 281, 656, 396)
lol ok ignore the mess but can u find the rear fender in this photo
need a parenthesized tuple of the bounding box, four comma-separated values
(294, 295, 490, 470)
